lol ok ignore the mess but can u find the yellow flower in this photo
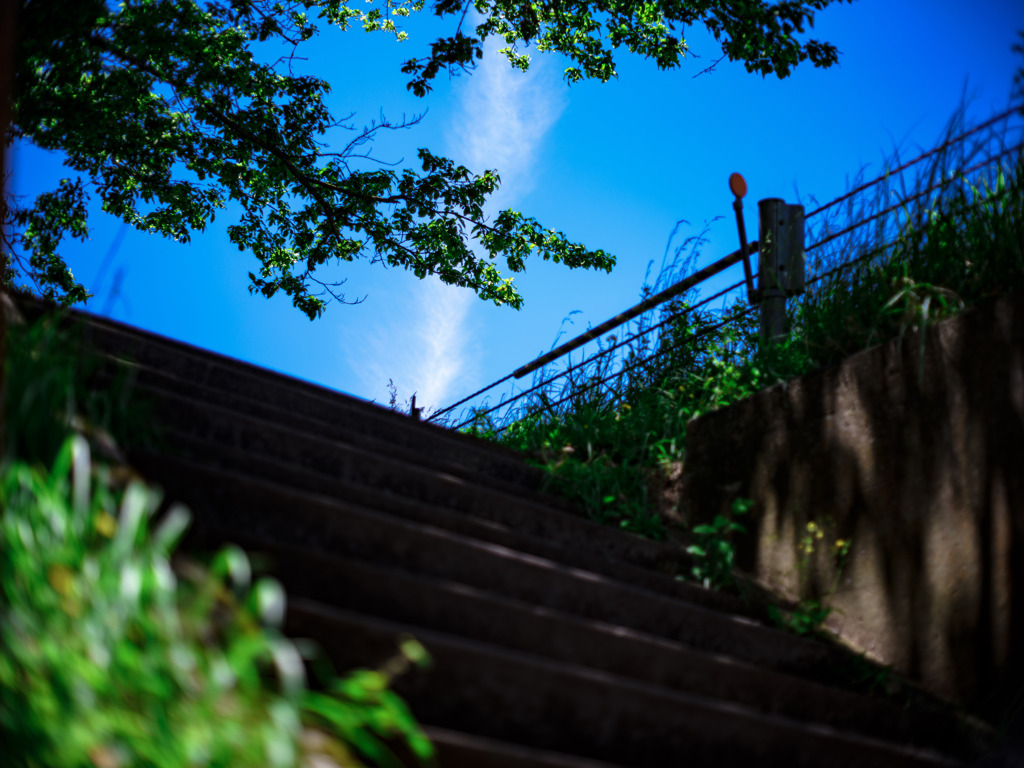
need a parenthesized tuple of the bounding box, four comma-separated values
(47, 564, 74, 596)
(95, 511, 117, 537)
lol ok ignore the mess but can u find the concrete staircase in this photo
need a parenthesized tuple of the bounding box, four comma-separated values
(38, 303, 997, 767)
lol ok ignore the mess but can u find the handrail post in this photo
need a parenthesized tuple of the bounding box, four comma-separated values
(729, 173, 759, 305)
(757, 199, 806, 346)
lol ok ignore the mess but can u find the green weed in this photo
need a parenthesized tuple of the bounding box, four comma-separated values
(685, 498, 751, 590)
(768, 599, 833, 637)
(0, 435, 436, 768)
(766, 521, 853, 637)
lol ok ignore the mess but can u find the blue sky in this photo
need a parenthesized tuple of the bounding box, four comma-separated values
(11, 0, 1024, 417)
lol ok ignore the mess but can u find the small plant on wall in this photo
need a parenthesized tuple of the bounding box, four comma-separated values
(768, 519, 852, 636)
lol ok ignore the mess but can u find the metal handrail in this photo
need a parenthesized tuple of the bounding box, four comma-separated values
(427, 240, 760, 423)
(805, 103, 1023, 220)
(450, 274, 751, 430)
(512, 240, 759, 380)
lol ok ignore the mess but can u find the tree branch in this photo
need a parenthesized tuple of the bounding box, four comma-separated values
(85, 33, 344, 240)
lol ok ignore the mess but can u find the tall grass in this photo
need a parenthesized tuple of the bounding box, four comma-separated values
(463, 96, 1024, 541)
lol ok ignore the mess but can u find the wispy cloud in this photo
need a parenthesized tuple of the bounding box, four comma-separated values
(347, 270, 473, 413)
(455, 40, 567, 206)
(350, 38, 565, 410)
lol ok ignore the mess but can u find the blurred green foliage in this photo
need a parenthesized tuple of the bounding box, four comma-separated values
(0, 313, 436, 767)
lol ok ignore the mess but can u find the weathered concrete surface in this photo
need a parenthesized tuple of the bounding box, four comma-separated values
(680, 290, 1024, 713)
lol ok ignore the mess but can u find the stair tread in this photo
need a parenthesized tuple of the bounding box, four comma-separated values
(62, 302, 533, 467)
(422, 726, 633, 768)
(117, 364, 551, 497)
(199, 526, 961, 751)
(289, 598, 964, 768)
(140, 434, 684, 579)
(164, 456, 846, 680)
(143, 389, 653, 544)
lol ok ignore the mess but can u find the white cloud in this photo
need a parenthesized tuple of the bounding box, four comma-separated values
(345, 271, 473, 413)
(356, 39, 565, 411)
(454, 40, 567, 206)
(412, 275, 475, 407)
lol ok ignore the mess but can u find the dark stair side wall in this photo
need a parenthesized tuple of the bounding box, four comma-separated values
(680, 289, 1024, 718)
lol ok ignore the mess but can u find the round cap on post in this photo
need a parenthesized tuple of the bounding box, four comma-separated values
(729, 172, 747, 199)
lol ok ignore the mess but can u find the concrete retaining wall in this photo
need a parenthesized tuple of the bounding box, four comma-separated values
(679, 290, 1024, 713)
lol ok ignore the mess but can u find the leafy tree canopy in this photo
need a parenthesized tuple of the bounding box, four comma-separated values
(4, 0, 851, 320)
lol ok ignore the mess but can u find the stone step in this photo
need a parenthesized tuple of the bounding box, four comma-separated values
(422, 727, 629, 768)
(161, 458, 848, 684)
(55, 303, 541, 487)
(202, 528, 974, 757)
(152, 453, 755, 618)
(288, 599, 963, 768)
(146, 388, 570, 522)
(137, 411, 683, 576)
(122, 369, 570, 513)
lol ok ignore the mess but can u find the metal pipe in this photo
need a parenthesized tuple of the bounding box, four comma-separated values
(513, 240, 759, 379)
(729, 173, 758, 304)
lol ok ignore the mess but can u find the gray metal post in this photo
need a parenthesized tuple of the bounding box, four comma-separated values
(757, 199, 806, 346)
(785, 204, 806, 299)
